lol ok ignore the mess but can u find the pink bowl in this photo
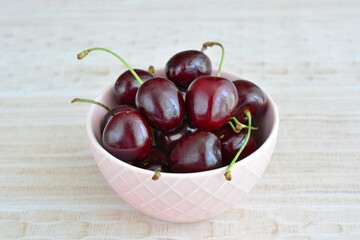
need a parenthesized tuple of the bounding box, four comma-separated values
(87, 69, 279, 223)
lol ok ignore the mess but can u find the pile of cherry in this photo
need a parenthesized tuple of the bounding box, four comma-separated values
(72, 42, 267, 181)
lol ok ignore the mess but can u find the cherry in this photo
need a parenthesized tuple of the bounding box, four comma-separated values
(101, 105, 137, 132)
(165, 50, 212, 89)
(103, 112, 152, 164)
(71, 98, 152, 164)
(137, 149, 169, 180)
(216, 126, 258, 165)
(186, 76, 239, 131)
(185, 42, 238, 131)
(154, 120, 197, 154)
(114, 69, 153, 106)
(136, 77, 185, 132)
(233, 80, 267, 123)
(170, 131, 223, 173)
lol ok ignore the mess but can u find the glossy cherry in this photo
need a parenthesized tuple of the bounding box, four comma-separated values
(114, 69, 153, 106)
(72, 98, 152, 164)
(102, 109, 153, 164)
(186, 76, 239, 131)
(154, 120, 197, 154)
(170, 131, 223, 173)
(165, 50, 212, 89)
(216, 126, 258, 165)
(136, 77, 185, 132)
(101, 105, 137, 132)
(233, 80, 267, 123)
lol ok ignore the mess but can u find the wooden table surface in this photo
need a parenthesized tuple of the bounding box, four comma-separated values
(1, 0, 359, 239)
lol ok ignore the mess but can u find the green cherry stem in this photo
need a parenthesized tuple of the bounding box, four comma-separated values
(227, 117, 258, 134)
(225, 110, 252, 181)
(148, 65, 155, 75)
(71, 98, 114, 116)
(152, 170, 161, 180)
(201, 42, 225, 77)
(232, 117, 259, 131)
(242, 122, 259, 130)
(77, 47, 144, 85)
(228, 121, 240, 133)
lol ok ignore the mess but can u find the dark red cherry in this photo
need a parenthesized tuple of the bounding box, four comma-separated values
(101, 105, 137, 132)
(216, 126, 258, 165)
(114, 69, 154, 106)
(102, 110, 152, 164)
(170, 131, 223, 173)
(233, 80, 267, 123)
(136, 77, 185, 132)
(186, 76, 239, 131)
(154, 121, 197, 154)
(165, 50, 212, 89)
(137, 149, 169, 172)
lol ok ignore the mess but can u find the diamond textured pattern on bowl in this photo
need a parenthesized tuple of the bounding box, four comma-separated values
(89, 133, 276, 222)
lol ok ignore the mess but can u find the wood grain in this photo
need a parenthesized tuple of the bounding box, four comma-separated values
(1, 0, 359, 239)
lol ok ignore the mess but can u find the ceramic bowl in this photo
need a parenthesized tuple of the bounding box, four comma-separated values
(86, 69, 279, 223)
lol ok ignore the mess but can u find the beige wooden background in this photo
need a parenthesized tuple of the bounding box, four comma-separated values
(1, 0, 360, 239)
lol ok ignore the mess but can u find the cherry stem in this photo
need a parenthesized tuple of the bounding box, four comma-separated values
(201, 42, 224, 77)
(152, 170, 161, 180)
(228, 121, 240, 133)
(148, 65, 155, 74)
(77, 47, 144, 85)
(232, 117, 259, 130)
(71, 98, 114, 116)
(225, 110, 252, 181)
(243, 122, 258, 130)
(227, 117, 258, 133)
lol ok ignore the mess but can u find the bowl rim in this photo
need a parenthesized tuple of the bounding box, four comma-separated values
(86, 69, 279, 178)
